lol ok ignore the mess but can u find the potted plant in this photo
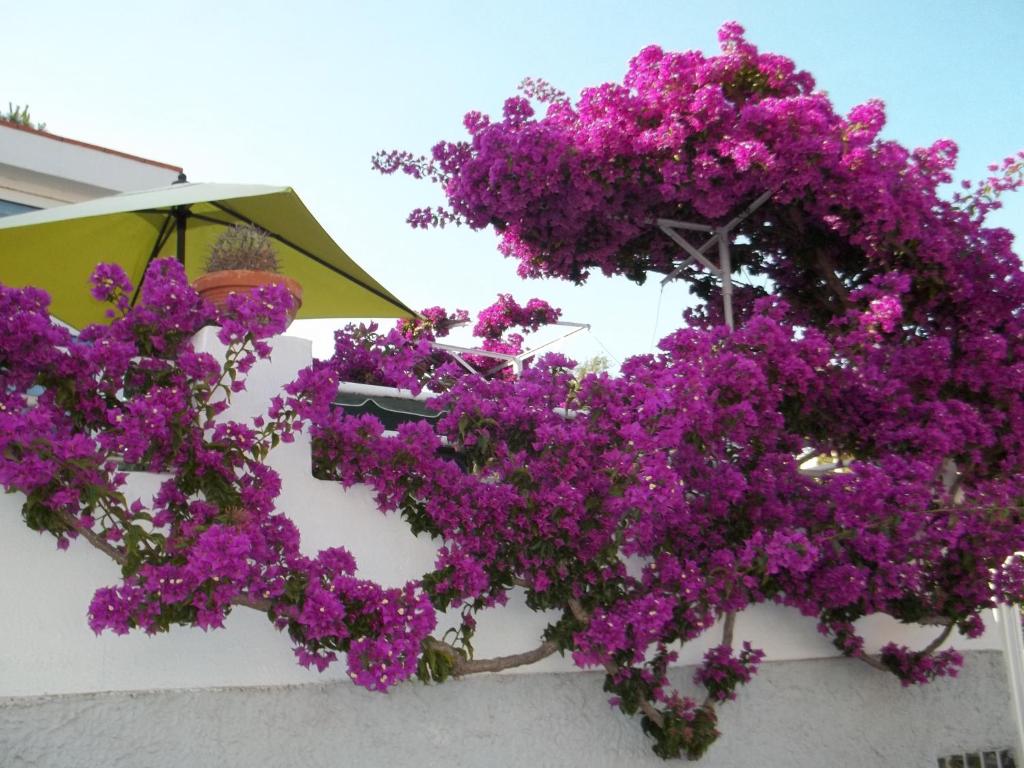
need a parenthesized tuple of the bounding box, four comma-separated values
(192, 223, 303, 322)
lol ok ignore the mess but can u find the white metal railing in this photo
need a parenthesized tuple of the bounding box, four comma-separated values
(431, 320, 590, 376)
(936, 747, 1017, 767)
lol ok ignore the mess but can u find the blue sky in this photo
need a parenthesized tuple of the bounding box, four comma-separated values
(6, 1, 1023, 361)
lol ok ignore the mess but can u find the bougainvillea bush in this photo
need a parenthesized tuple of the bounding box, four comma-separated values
(2, 23, 1024, 761)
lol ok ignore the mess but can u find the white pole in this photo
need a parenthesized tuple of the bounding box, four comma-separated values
(996, 604, 1024, 763)
(718, 229, 734, 331)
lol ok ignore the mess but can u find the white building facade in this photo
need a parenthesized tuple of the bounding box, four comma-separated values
(0, 119, 181, 216)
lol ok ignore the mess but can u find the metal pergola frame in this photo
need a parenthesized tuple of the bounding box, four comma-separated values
(657, 188, 774, 331)
(425, 190, 776, 380)
(431, 321, 591, 377)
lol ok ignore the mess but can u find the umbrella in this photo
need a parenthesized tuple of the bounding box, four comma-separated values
(0, 180, 417, 327)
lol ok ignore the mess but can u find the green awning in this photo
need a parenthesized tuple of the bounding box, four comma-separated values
(332, 392, 442, 431)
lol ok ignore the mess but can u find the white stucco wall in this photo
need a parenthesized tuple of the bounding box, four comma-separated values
(1, 653, 1017, 768)
(0, 330, 1018, 766)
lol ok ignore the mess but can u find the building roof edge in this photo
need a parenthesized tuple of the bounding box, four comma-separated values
(0, 119, 183, 174)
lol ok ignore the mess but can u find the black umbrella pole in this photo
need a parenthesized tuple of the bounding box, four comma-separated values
(174, 207, 187, 264)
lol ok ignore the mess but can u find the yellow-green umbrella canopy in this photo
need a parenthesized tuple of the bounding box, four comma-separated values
(0, 182, 417, 328)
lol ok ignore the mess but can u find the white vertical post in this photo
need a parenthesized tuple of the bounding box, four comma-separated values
(718, 229, 734, 331)
(996, 604, 1024, 764)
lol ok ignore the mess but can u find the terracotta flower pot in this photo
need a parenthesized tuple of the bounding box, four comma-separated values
(193, 270, 303, 324)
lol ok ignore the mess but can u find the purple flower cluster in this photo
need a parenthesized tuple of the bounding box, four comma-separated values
(694, 642, 765, 702)
(472, 294, 561, 339)
(0, 258, 434, 692)
(295, 277, 1023, 756)
(362, 22, 1024, 758)
(880, 643, 963, 687)
(327, 295, 561, 393)
(89, 262, 132, 316)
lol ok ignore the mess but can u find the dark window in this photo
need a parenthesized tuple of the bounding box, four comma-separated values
(0, 199, 39, 217)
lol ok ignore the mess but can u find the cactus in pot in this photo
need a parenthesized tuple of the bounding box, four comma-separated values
(193, 223, 303, 322)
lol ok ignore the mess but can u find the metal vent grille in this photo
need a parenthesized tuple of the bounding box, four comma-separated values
(937, 749, 1017, 768)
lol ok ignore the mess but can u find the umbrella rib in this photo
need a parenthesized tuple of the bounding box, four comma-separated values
(129, 212, 175, 307)
(135, 208, 182, 216)
(209, 201, 417, 316)
(187, 212, 238, 227)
